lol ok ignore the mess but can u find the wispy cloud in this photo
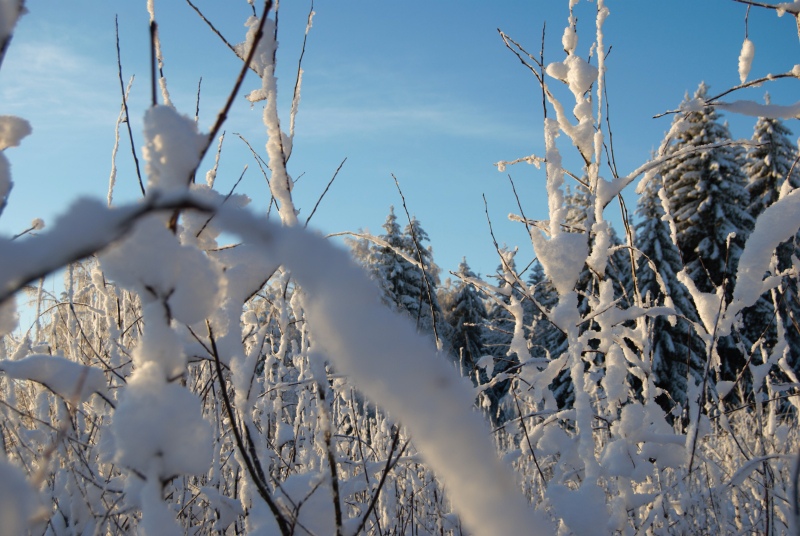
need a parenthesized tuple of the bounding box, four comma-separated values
(0, 41, 119, 129)
(294, 102, 533, 140)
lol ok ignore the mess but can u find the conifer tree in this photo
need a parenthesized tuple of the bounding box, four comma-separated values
(635, 178, 704, 404)
(446, 258, 488, 376)
(745, 95, 800, 219)
(742, 99, 800, 365)
(399, 215, 444, 336)
(528, 261, 565, 360)
(661, 82, 755, 380)
(662, 83, 755, 295)
(367, 206, 411, 310)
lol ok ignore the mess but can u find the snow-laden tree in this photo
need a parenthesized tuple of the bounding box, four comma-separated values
(635, 177, 704, 404)
(444, 257, 488, 377)
(745, 96, 800, 219)
(658, 84, 755, 380)
(662, 83, 755, 295)
(350, 207, 444, 338)
(364, 206, 407, 308)
(741, 103, 800, 366)
(399, 215, 444, 336)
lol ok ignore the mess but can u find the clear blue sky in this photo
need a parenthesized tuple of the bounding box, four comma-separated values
(1, 0, 798, 285)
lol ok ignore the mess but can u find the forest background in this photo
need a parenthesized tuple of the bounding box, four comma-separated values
(1, 0, 800, 535)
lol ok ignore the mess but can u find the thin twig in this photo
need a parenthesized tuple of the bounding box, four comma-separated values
(185, 0, 256, 69)
(194, 77, 202, 122)
(317, 383, 343, 536)
(391, 174, 440, 343)
(197, 165, 248, 238)
(149, 21, 158, 107)
(513, 390, 545, 481)
(207, 320, 291, 536)
(286, 0, 314, 162)
(193, 0, 273, 183)
(115, 16, 145, 196)
(352, 427, 407, 536)
(507, 174, 531, 237)
(304, 158, 346, 229)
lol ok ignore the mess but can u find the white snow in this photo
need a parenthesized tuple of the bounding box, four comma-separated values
(530, 230, 588, 295)
(112, 361, 212, 477)
(142, 106, 206, 193)
(0, 115, 31, 150)
(235, 15, 277, 79)
(714, 99, 800, 119)
(776, 2, 800, 16)
(726, 188, 800, 321)
(0, 354, 107, 403)
(738, 38, 755, 84)
(562, 26, 577, 54)
(0, 456, 39, 536)
(99, 216, 221, 326)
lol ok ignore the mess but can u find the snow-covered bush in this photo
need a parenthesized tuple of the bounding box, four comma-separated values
(0, 1, 798, 535)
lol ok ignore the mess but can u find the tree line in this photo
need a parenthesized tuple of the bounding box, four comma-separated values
(351, 83, 800, 422)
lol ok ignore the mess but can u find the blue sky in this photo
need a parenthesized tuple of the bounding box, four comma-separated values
(1, 0, 798, 289)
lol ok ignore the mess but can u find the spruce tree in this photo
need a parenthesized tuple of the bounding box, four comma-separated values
(742, 100, 800, 365)
(745, 95, 800, 219)
(662, 83, 755, 295)
(367, 206, 411, 310)
(446, 258, 488, 377)
(635, 177, 704, 404)
(399, 215, 444, 336)
(528, 261, 565, 360)
(661, 82, 755, 380)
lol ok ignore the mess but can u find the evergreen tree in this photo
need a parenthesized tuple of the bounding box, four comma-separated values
(661, 82, 755, 380)
(528, 261, 565, 360)
(745, 95, 800, 220)
(635, 177, 704, 404)
(445, 258, 488, 376)
(662, 82, 755, 295)
(347, 207, 446, 341)
(399, 215, 444, 336)
(366, 206, 410, 310)
(742, 99, 800, 366)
